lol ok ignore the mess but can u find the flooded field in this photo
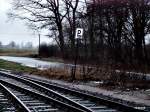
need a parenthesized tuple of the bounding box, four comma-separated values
(0, 56, 66, 69)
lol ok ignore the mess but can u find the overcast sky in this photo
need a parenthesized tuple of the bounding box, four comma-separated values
(0, 0, 51, 47)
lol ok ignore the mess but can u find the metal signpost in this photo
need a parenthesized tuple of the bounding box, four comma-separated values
(38, 34, 41, 58)
(72, 28, 84, 81)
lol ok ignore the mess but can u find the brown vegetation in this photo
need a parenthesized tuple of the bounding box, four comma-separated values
(1, 58, 148, 90)
(0, 49, 37, 57)
(27, 65, 150, 90)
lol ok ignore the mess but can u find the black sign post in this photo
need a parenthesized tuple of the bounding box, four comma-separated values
(71, 28, 83, 81)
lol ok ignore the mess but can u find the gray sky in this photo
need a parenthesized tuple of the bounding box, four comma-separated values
(0, 0, 51, 47)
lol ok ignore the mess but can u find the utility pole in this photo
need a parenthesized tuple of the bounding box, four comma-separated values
(38, 34, 41, 57)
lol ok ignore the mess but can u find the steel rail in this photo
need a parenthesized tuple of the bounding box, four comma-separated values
(1, 72, 119, 112)
(0, 70, 149, 112)
(0, 83, 31, 112)
(21, 74, 150, 112)
(0, 71, 94, 112)
(0, 79, 86, 112)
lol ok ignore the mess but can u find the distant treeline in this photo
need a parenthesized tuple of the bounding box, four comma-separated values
(39, 43, 59, 57)
(0, 41, 34, 49)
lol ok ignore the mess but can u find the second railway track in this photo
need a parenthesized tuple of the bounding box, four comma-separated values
(0, 84, 19, 112)
(0, 83, 31, 112)
(0, 71, 149, 112)
(0, 81, 85, 112)
(0, 73, 85, 112)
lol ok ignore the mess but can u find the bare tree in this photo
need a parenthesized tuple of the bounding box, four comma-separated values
(10, 0, 67, 57)
(63, 0, 80, 51)
(125, 0, 150, 64)
(63, 0, 85, 80)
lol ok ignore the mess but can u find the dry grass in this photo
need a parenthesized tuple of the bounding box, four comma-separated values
(0, 48, 37, 57)
(28, 65, 150, 90)
(31, 67, 71, 80)
(30, 67, 87, 80)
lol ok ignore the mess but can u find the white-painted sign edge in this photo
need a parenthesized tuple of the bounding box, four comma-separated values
(75, 28, 83, 39)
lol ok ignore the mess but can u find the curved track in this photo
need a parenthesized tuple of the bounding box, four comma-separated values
(21, 74, 150, 112)
(0, 71, 149, 112)
(0, 83, 30, 112)
(0, 74, 85, 112)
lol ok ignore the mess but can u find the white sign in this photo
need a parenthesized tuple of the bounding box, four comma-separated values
(75, 28, 83, 39)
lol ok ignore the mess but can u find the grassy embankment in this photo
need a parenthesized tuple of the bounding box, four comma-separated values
(0, 58, 71, 79)
(0, 48, 71, 79)
(0, 59, 36, 73)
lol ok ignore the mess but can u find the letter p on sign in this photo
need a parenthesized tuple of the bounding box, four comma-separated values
(75, 28, 83, 39)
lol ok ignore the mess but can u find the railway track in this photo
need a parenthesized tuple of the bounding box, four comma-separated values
(0, 86, 17, 112)
(0, 83, 30, 112)
(0, 80, 85, 112)
(0, 73, 92, 112)
(21, 75, 150, 112)
(0, 74, 85, 112)
(0, 71, 149, 112)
